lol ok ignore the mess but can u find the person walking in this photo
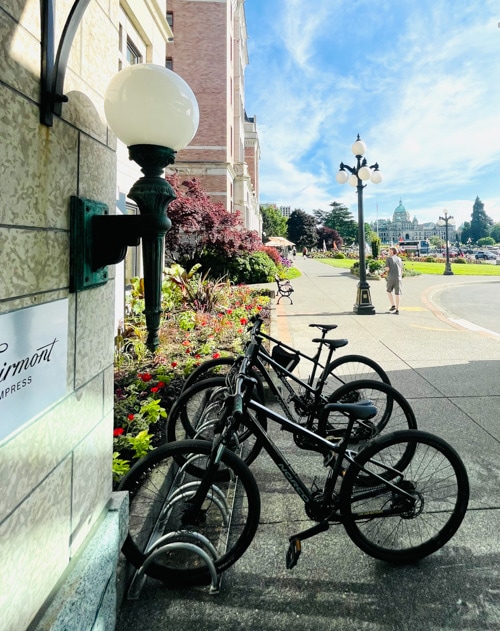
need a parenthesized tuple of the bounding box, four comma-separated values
(382, 247, 403, 314)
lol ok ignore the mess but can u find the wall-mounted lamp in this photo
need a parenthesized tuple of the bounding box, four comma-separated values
(70, 64, 199, 352)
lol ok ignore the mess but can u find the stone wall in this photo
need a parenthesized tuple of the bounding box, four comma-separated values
(0, 0, 122, 628)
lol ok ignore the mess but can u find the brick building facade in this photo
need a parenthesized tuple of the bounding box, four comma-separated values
(166, 0, 261, 233)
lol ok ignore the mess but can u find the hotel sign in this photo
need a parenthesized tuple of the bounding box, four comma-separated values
(0, 300, 68, 443)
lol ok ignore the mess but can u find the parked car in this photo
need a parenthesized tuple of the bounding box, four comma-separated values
(475, 250, 497, 260)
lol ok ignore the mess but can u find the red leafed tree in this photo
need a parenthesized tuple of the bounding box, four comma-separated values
(164, 175, 261, 262)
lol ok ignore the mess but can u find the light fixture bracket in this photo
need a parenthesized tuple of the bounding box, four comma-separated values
(69, 196, 171, 293)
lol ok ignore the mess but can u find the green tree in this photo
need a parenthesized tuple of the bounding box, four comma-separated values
(260, 204, 288, 240)
(469, 196, 493, 242)
(287, 209, 318, 250)
(477, 236, 495, 247)
(371, 235, 381, 259)
(490, 223, 500, 244)
(429, 235, 444, 248)
(322, 202, 358, 244)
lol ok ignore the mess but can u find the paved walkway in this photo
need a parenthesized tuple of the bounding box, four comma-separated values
(117, 258, 500, 631)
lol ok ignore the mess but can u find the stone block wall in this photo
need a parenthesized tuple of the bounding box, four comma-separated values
(0, 0, 123, 628)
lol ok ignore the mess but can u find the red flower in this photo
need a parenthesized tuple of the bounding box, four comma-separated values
(195, 354, 201, 359)
(186, 348, 191, 354)
(213, 352, 221, 359)
(240, 317, 248, 325)
(171, 361, 178, 368)
(113, 428, 124, 437)
(257, 305, 262, 311)
(151, 386, 159, 393)
(227, 309, 233, 314)
(138, 373, 152, 382)
(127, 414, 135, 421)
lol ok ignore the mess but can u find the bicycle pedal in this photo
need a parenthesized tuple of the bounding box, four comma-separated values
(286, 537, 301, 570)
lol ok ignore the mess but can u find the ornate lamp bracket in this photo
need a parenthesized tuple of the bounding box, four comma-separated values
(40, 0, 91, 126)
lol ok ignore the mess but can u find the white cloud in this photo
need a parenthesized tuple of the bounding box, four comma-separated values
(246, 0, 500, 228)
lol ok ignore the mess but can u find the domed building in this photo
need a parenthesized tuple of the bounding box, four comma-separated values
(372, 200, 456, 245)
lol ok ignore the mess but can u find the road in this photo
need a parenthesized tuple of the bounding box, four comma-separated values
(429, 278, 500, 337)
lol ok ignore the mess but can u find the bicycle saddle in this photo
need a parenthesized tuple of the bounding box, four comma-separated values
(321, 402, 377, 420)
(309, 323, 338, 332)
(311, 338, 348, 349)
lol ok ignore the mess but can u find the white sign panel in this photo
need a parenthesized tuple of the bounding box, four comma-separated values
(0, 300, 68, 443)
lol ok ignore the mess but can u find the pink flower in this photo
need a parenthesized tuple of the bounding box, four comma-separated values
(113, 428, 124, 437)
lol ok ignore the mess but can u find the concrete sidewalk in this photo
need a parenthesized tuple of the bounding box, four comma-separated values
(117, 257, 500, 631)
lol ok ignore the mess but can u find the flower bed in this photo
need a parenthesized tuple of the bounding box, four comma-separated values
(113, 266, 271, 484)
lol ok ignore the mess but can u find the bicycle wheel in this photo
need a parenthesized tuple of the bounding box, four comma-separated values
(321, 354, 390, 399)
(339, 430, 469, 563)
(324, 380, 417, 447)
(166, 377, 267, 469)
(119, 440, 261, 585)
(181, 356, 236, 393)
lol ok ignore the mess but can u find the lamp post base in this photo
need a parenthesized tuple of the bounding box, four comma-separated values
(443, 266, 454, 276)
(353, 282, 376, 315)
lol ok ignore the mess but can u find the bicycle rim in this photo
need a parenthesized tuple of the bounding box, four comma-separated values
(322, 355, 390, 399)
(340, 430, 469, 563)
(181, 357, 236, 393)
(325, 380, 417, 450)
(119, 440, 261, 585)
(166, 377, 266, 473)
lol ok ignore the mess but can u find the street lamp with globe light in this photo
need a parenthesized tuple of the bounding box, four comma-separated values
(336, 135, 382, 314)
(437, 210, 456, 275)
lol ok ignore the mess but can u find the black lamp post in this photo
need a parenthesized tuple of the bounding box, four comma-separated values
(437, 210, 455, 276)
(336, 135, 382, 315)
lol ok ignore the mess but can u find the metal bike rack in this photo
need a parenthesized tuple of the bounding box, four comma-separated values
(126, 449, 241, 599)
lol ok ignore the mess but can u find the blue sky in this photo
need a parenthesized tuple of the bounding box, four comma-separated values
(243, 0, 500, 228)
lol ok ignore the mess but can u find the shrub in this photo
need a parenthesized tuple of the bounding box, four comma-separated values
(228, 251, 279, 283)
(368, 259, 385, 274)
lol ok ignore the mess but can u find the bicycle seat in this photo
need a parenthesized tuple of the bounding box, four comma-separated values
(321, 401, 377, 420)
(311, 338, 348, 350)
(309, 323, 338, 332)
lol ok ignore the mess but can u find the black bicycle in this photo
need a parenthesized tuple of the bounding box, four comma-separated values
(119, 342, 469, 587)
(181, 315, 390, 403)
(166, 317, 415, 458)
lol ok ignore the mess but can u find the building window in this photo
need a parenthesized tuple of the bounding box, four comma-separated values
(166, 57, 174, 71)
(167, 11, 173, 28)
(126, 37, 142, 65)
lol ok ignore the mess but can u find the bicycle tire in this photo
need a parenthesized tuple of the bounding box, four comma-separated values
(324, 380, 417, 445)
(321, 354, 390, 399)
(118, 440, 261, 585)
(181, 356, 236, 393)
(166, 377, 267, 470)
(339, 429, 469, 563)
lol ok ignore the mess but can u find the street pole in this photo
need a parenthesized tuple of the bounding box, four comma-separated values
(438, 211, 455, 276)
(336, 135, 382, 315)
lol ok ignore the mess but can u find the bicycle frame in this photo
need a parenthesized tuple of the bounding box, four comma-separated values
(216, 394, 413, 520)
(247, 333, 343, 425)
